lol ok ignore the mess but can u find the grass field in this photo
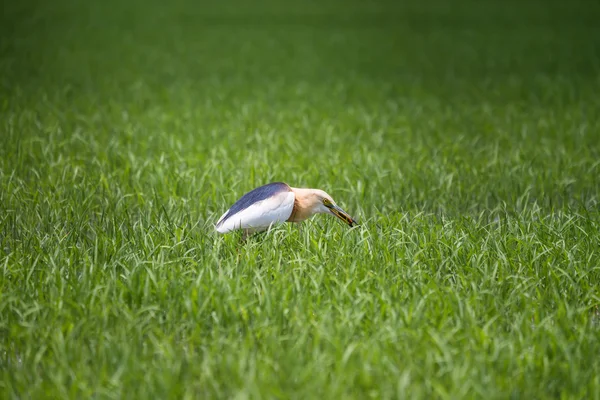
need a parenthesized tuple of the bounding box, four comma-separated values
(2, 0, 600, 398)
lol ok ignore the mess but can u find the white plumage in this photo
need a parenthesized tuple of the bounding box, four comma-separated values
(215, 191, 295, 234)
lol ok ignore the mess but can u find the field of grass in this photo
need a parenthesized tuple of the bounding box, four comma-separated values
(2, 0, 600, 398)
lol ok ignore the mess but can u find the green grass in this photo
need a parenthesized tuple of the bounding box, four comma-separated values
(2, 0, 600, 398)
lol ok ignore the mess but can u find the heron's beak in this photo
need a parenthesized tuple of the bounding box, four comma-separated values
(326, 204, 358, 227)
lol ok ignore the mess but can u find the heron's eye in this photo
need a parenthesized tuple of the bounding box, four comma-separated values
(323, 198, 331, 206)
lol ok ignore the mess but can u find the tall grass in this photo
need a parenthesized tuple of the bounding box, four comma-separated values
(1, 0, 600, 398)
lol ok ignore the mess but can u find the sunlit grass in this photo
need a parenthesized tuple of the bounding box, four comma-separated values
(1, 0, 600, 398)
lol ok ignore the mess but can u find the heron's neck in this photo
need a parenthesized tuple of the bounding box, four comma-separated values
(287, 188, 321, 222)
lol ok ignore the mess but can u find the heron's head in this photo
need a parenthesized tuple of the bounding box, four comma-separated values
(301, 189, 358, 227)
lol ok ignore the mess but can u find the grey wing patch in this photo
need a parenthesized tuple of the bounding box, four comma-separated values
(216, 209, 230, 226)
(216, 182, 292, 228)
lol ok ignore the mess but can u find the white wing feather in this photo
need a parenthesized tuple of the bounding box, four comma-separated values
(215, 192, 295, 234)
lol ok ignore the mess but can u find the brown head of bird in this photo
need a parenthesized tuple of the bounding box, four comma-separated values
(287, 188, 358, 227)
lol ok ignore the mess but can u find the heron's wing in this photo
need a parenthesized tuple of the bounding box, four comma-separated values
(215, 191, 295, 233)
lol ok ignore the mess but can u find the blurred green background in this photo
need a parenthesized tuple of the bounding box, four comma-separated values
(2, 0, 599, 214)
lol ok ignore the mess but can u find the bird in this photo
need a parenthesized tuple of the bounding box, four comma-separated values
(215, 182, 357, 237)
